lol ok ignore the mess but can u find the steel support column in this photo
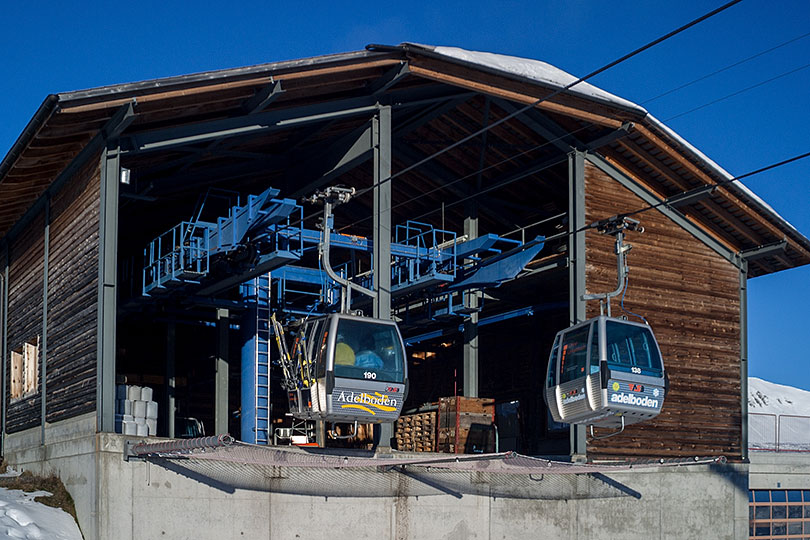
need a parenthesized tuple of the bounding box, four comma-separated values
(372, 105, 392, 320)
(372, 105, 393, 448)
(568, 150, 587, 458)
(462, 98, 489, 399)
(739, 258, 749, 461)
(1, 248, 8, 455)
(215, 308, 230, 435)
(97, 145, 120, 433)
(166, 320, 176, 438)
(41, 199, 50, 445)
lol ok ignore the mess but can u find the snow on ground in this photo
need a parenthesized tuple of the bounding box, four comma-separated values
(748, 377, 810, 451)
(0, 484, 81, 540)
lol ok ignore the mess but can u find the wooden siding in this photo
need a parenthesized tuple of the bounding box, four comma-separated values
(6, 212, 44, 433)
(45, 156, 100, 423)
(583, 161, 742, 460)
(3, 155, 100, 433)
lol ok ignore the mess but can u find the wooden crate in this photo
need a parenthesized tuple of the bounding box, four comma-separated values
(436, 397, 496, 454)
(395, 411, 437, 452)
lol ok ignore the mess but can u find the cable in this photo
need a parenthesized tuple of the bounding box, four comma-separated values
(620, 275, 648, 325)
(350, 0, 743, 201)
(337, 127, 586, 231)
(664, 61, 810, 122)
(360, 57, 810, 232)
(531, 149, 810, 246)
(642, 30, 810, 105)
(291, 0, 742, 235)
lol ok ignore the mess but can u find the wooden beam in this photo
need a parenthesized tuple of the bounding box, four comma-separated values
(634, 124, 810, 261)
(58, 59, 402, 115)
(601, 154, 739, 255)
(408, 64, 623, 129)
(617, 139, 768, 247)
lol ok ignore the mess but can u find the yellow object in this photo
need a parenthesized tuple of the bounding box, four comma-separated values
(334, 342, 356, 366)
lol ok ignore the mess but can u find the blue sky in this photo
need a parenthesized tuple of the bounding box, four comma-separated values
(2, 1, 809, 389)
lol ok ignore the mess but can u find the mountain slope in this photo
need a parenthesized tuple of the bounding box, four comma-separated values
(748, 377, 810, 451)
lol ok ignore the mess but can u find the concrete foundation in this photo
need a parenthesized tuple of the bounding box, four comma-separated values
(748, 451, 810, 490)
(3, 416, 751, 540)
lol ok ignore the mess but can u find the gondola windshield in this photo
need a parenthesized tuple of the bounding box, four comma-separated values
(604, 320, 662, 377)
(329, 318, 405, 383)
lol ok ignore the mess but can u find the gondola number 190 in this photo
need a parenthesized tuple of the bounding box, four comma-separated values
(363, 372, 377, 380)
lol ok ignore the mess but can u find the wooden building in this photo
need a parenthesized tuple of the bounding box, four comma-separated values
(0, 42, 808, 470)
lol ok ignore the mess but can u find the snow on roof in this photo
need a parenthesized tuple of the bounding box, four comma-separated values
(409, 44, 803, 241)
(413, 44, 645, 114)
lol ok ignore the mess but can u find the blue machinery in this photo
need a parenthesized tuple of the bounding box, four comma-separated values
(142, 185, 547, 444)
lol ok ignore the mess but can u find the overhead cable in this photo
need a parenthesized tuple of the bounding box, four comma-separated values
(350, 0, 744, 200)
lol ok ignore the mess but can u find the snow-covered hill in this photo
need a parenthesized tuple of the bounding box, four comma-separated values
(748, 377, 810, 451)
(0, 487, 82, 540)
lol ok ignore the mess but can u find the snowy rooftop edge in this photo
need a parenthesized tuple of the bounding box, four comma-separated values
(411, 44, 645, 114)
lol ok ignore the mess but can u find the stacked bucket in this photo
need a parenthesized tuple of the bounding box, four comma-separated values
(115, 385, 158, 436)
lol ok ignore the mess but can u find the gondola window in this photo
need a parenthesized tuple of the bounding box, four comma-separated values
(559, 326, 590, 384)
(333, 318, 405, 383)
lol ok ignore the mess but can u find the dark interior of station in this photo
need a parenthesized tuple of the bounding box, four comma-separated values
(112, 86, 588, 455)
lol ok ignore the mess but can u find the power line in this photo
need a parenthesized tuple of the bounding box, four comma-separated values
(540, 149, 810, 244)
(665, 61, 810, 122)
(349, 0, 743, 201)
(390, 23, 810, 223)
(371, 43, 810, 230)
(642, 30, 810, 105)
(315, 1, 742, 230)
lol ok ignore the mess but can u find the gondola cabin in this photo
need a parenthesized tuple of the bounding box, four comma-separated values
(544, 315, 666, 428)
(288, 313, 408, 424)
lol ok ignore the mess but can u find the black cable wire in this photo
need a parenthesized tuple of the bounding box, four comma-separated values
(356, 28, 810, 232)
(312, 1, 743, 231)
(349, 0, 744, 201)
(283, 0, 748, 238)
(538, 149, 810, 244)
(664, 62, 810, 122)
(642, 29, 810, 105)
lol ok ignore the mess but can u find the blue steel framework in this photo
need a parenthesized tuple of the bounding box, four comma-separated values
(140, 179, 547, 442)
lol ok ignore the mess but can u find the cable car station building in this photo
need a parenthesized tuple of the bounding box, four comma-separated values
(1, 43, 808, 539)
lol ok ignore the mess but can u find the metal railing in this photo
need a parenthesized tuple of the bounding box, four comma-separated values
(749, 412, 810, 452)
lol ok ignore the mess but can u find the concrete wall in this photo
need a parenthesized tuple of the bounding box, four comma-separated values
(3, 413, 99, 539)
(3, 420, 751, 540)
(749, 452, 810, 490)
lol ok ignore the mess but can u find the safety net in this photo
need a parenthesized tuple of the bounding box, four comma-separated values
(127, 435, 726, 500)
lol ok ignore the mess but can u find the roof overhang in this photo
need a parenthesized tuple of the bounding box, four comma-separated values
(1, 43, 807, 277)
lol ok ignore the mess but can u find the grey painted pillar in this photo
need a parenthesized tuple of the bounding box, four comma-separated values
(372, 105, 394, 449)
(41, 199, 50, 445)
(568, 151, 587, 458)
(462, 214, 479, 399)
(462, 98, 488, 399)
(97, 144, 120, 433)
(215, 308, 230, 435)
(166, 320, 176, 438)
(372, 106, 392, 320)
(739, 259, 749, 461)
(1, 249, 8, 454)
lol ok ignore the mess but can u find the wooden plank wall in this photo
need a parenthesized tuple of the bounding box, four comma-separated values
(3, 155, 101, 433)
(6, 212, 45, 433)
(583, 162, 742, 460)
(46, 157, 100, 423)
